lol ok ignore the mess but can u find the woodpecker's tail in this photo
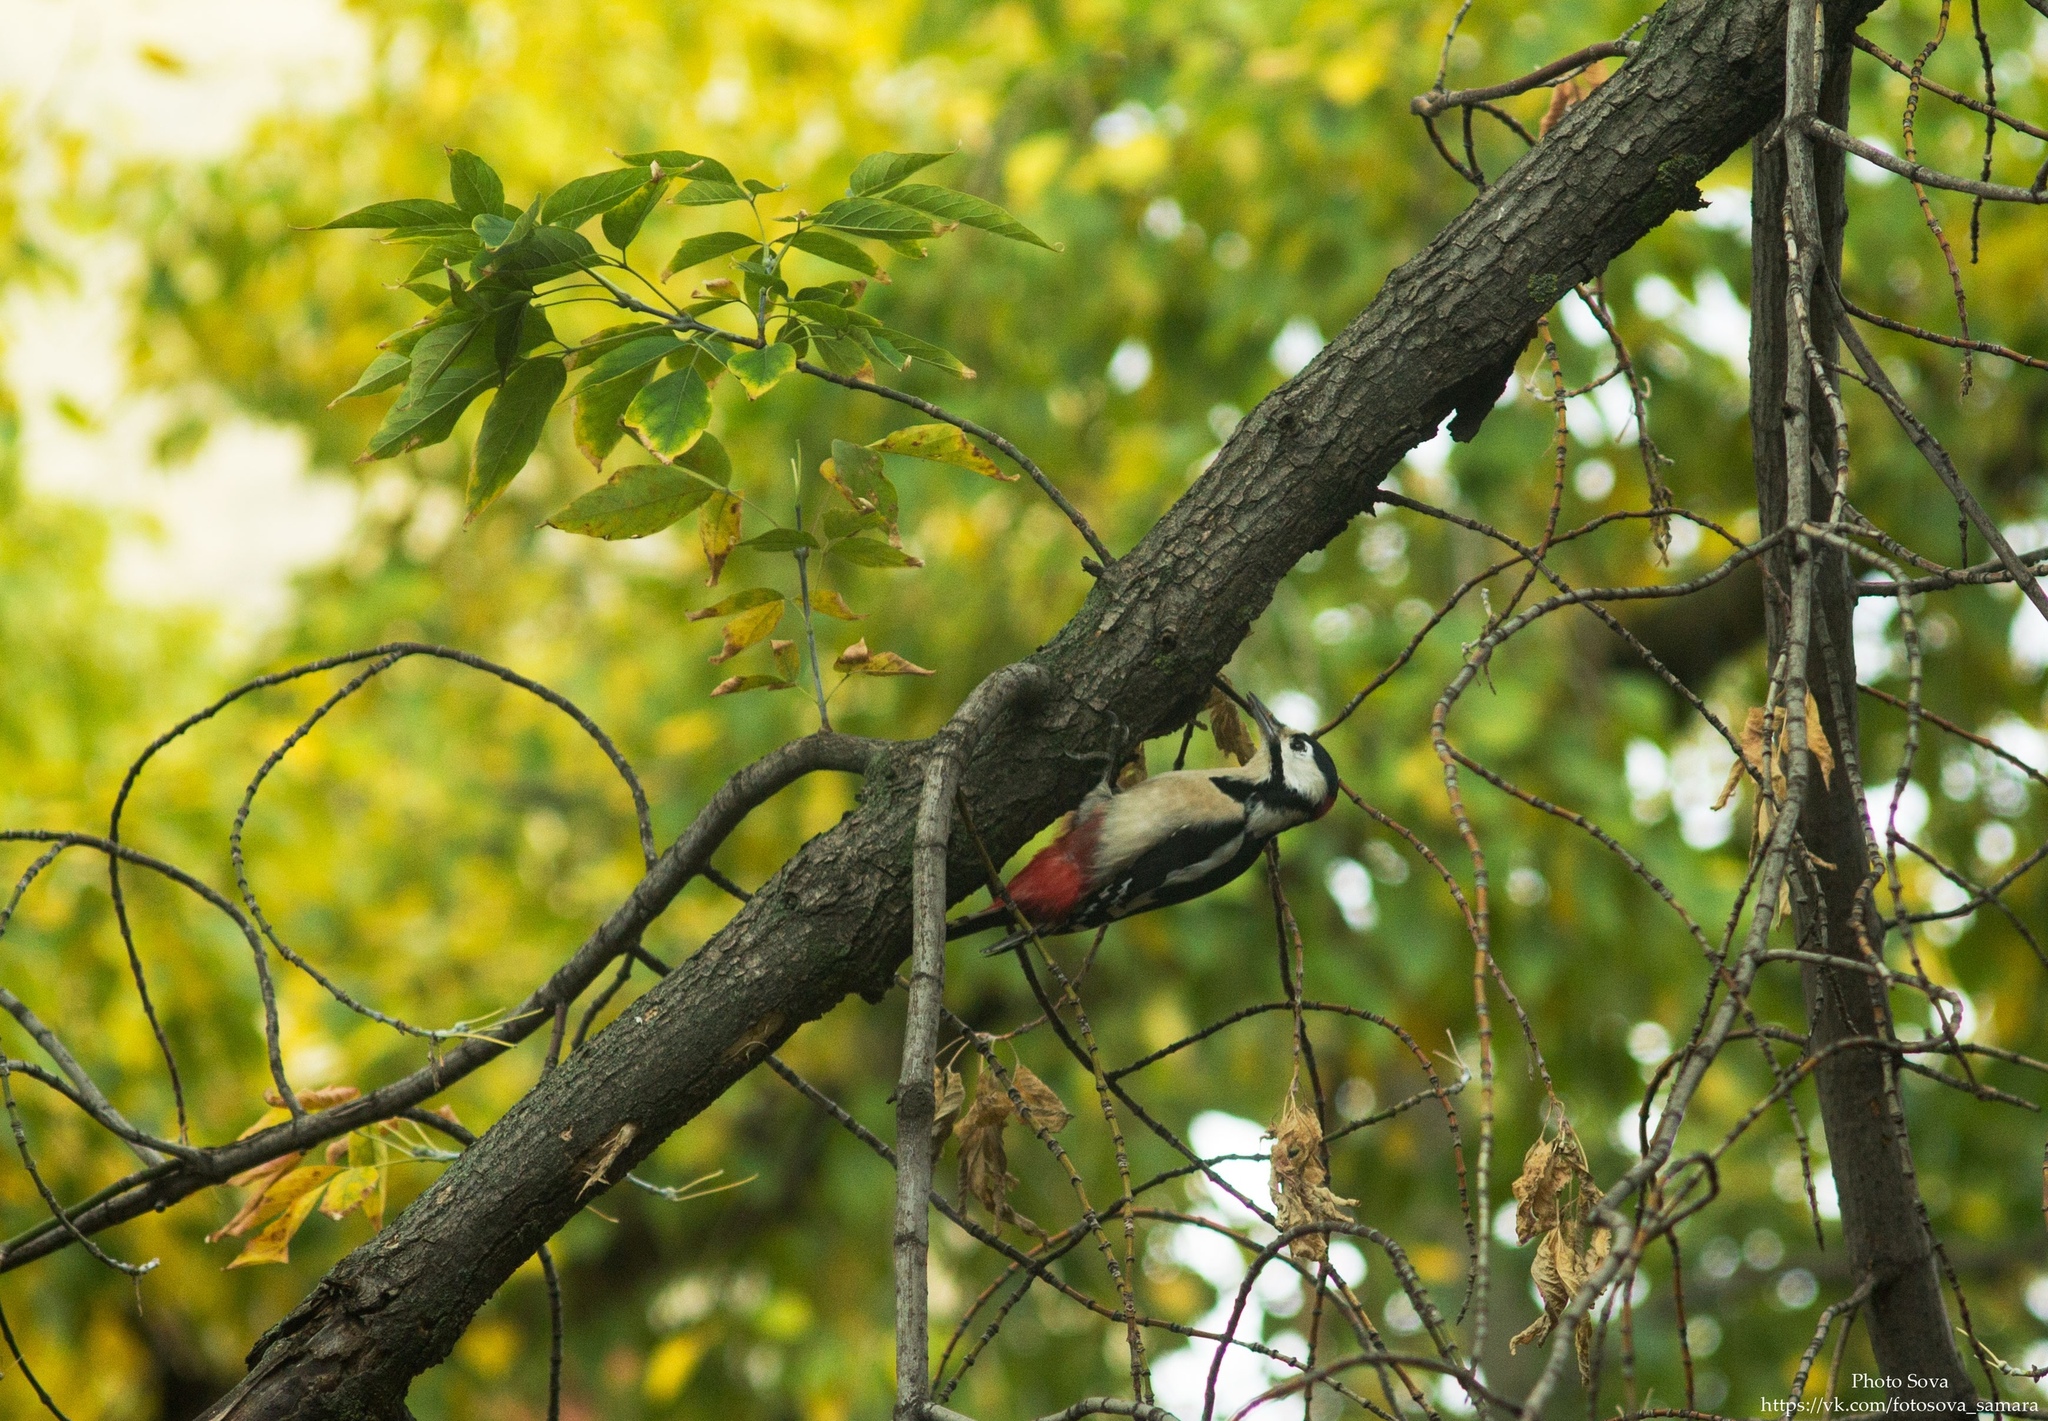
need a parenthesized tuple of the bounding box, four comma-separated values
(978, 930, 1032, 958)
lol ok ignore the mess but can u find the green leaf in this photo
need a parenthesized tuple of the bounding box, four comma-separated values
(471, 212, 515, 248)
(404, 318, 488, 403)
(468, 356, 567, 520)
(876, 327, 976, 378)
(674, 180, 750, 206)
(847, 151, 954, 196)
(542, 168, 650, 229)
(674, 431, 733, 487)
(448, 149, 504, 218)
(811, 334, 874, 380)
(820, 508, 884, 541)
(829, 536, 924, 569)
(742, 528, 821, 552)
(662, 230, 758, 281)
(727, 343, 796, 398)
(773, 640, 801, 680)
(808, 197, 936, 240)
(569, 336, 677, 465)
(572, 366, 650, 468)
(601, 179, 669, 249)
(564, 322, 669, 370)
(329, 351, 410, 406)
(545, 464, 715, 538)
(480, 225, 596, 285)
(707, 599, 786, 663)
(365, 351, 497, 461)
(783, 228, 882, 278)
(575, 333, 683, 387)
(881, 184, 1056, 250)
(686, 587, 783, 622)
(623, 368, 712, 462)
(710, 675, 796, 697)
(317, 198, 465, 231)
(869, 423, 1012, 479)
(620, 150, 736, 185)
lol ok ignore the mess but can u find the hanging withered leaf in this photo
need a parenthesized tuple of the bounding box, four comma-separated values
(955, 1063, 1044, 1239)
(1711, 693, 1837, 901)
(1539, 60, 1608, 138)
(1205, 688, 1257, 765)
(1009, 1062, 1072, 1134)
(932, 1063, 965, 1147)
(1267, 1090, 1356, 1262)
(1508, 1114, 1610, 1384)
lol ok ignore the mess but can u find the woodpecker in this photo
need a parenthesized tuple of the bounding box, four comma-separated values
(947, 694, 1339, 954)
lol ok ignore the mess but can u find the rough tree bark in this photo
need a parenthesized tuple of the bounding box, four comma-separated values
(1749, 12, 1978, 1405)
(189, 0, 1925, 1412)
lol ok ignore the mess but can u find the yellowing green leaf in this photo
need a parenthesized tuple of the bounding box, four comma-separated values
(711, 675, 797, 696)
(708, 600, 786, 664)
(700, 492, 742, 586)
(227, 1180, 329, 1269)
(829, 537, 923, 569)
(687, 587, 782, 623)
(674, 431, 733, 487)
(851, 650, 934, 676)
(545, 465, 714, 539)
(623, 368, 712, 462)
(869, 423, 1011, 480)
(741, 528, 820, 552)
(320, 1167, 381, 1221)
(806, 589, 863, 620)
(468, 356, 566, 521)
(772, 639, 800, 680)
(601, 178, 669, 249)
(728, 343, 796, 399)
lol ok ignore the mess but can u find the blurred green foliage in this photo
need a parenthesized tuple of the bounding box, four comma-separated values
(5, 0, 2048, 1417)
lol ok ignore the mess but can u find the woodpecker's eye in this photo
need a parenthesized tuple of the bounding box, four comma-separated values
(1291, 736, 1308, 752)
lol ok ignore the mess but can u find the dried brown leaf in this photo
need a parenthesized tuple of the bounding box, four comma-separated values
(1010, 1063, 1072, 1134)
(957, 1066, 1041, 1236)
(1267, 1091, 1355, 1262)
(1538, 61, 1608, 138)
(932, 1063, 965, 1148)
(1206, 689, 1257, 765)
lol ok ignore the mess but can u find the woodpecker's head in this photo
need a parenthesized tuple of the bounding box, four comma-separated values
(1244, 694, 1339, 834)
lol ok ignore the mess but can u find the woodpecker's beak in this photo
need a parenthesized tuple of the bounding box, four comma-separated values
(1245, 693, 1283, 747)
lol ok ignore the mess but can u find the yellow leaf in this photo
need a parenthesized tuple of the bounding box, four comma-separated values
(262, 1084, 361, 1111)
(708, 599, 785, 664)
(320, 1167, 381, 1220)
(867, 423, 1012, 480)
(805, 588, 863, 621)
(644, 1331, 708, 1403)
(699, 492, 742, 586)
(210, 1163, 340, 1242)
(849, 650, 934, 677)
(833, 637, 871, 670)
(226, 1178, 328, 1268)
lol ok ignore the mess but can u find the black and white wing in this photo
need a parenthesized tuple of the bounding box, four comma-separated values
(1070, 817, 1260, 927)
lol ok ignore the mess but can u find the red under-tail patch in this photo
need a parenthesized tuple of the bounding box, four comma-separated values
(1005, 810, 1101, 927)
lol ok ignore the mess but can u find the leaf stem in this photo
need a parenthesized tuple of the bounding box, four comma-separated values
(792, 455, 832, 732)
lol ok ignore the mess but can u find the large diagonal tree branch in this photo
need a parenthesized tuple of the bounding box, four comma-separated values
(194, 0, 1872, 1412)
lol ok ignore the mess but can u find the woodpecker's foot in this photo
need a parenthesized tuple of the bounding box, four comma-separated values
(1064, 714, 1134, 791)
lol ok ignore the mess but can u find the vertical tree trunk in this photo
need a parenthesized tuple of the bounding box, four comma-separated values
(1748, 21, 1978, 1404)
